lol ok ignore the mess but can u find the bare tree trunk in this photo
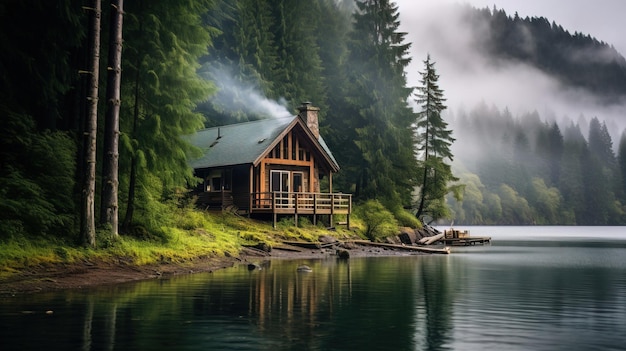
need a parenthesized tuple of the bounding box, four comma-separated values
(80, 0, 101, 248)
(416, 114, 430, 220)
(100, 0, 124, 237)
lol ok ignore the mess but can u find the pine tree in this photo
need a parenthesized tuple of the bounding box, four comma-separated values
(617, 130, 626, 204)
(335, 0, 416, 208)
(198, 0, 279, 124)
(413, 55, 460, 220)
(270, 0, 326, 108)
(119, 0, 216, 231)
(584, 117, 618, 224)
(0, 1, 84, 239)
(316, 0, 351, 135)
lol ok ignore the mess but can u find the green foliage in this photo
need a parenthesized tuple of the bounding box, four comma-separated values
(528, 177, 562, 224)
(0, 113, 76, 238)
(448, 101, 626, 225)
(392, 207, 422, 228)
(618, 131, 626, 204)
(355, 200, 398, 241)
(119, 0, 217, 230)
(0, 0, 85, 130)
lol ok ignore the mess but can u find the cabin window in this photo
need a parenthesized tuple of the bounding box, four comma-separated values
(298, 148, 305, 161)
(282, 136, 288, 159)
(271, 170, 290, 193)
(271, 170, 290, 206)
(274, 144, 281, 159)
(206, 169, 231, 192)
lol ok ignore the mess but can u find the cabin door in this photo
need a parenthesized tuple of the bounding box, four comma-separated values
(293, 172, 303, 193)
(270, 170, 290, 206)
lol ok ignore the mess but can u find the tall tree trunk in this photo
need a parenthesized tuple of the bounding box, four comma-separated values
(100, 0, 124, 237)
(80, 0, 101, 248)
(416, 113, 430, 220)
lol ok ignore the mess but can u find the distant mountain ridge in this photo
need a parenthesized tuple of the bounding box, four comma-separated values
(463, 6, 626, 103)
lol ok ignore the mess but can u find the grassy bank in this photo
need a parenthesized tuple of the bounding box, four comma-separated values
(0, 210, 362, 281)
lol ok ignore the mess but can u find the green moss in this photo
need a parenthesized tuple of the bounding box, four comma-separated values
(0, 207, 366, 280)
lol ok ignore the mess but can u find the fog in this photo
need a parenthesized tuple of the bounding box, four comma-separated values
(395, 1, 626, 144)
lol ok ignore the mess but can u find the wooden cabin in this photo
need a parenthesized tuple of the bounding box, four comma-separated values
(188, 103, 351, 228)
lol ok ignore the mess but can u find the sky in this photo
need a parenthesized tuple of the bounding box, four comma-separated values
(394, 0, 626, 139)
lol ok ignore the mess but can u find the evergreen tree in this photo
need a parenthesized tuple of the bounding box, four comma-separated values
(546, 122, 564, 186)
(198, 0, 279, 125)
(0, 1, 84, 239)
(583, 117, 618, 224)
(588, 117, 617, 168)
(558, 122, 586, 222)
(269, 0, 326, 108)
(413, 55, 460, 220)
(119, 0, 216, 232)
(335, 0, 416, 209)
(316, 0, 351, 137)
(618, 130, 626, 203)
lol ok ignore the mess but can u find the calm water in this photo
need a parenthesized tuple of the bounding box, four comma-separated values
(1, 226, 626, 351)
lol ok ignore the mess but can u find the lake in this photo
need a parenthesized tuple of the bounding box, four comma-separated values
(1, 226, 625, 350)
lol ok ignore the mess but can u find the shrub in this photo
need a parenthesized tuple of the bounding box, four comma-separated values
(354, 200, 398, 241)
(393, 207, 422, 228)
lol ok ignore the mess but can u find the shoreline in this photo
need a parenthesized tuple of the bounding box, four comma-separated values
(0, 242, 434, 297)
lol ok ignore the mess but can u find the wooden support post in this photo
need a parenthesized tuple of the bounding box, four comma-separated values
(249, 165, 253, 215)
(294, 193, 298, 227)
(272, 192, 276, 228)
(313, 193, 317, 226)
(330, 194, 334, 228)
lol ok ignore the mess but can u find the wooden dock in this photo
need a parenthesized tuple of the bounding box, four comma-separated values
(441, 237, 491, 246)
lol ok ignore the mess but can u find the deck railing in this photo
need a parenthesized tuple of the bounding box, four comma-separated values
(251, 192, 352, 215)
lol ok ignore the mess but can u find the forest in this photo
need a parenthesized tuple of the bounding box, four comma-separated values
(2, 0, 626, 247)
(443, 6, 626, 225)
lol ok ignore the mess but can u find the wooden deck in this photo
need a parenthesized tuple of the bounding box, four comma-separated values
(438, 228, 491, 246)
(250, 192, 351, 227)
(441, 237, 491, 246)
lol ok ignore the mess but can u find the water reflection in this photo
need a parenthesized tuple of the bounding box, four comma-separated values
(1, 257, 456, 350)
(2, 230, 626, 350)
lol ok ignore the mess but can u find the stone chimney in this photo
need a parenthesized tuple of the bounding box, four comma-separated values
(297, 102, 320, 139)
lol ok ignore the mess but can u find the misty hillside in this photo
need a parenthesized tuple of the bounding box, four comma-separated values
(465, 6, 626, 102)
(432, 6, 626, 225)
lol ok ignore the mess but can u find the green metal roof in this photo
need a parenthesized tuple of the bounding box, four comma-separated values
(188, 116, 339, 171)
